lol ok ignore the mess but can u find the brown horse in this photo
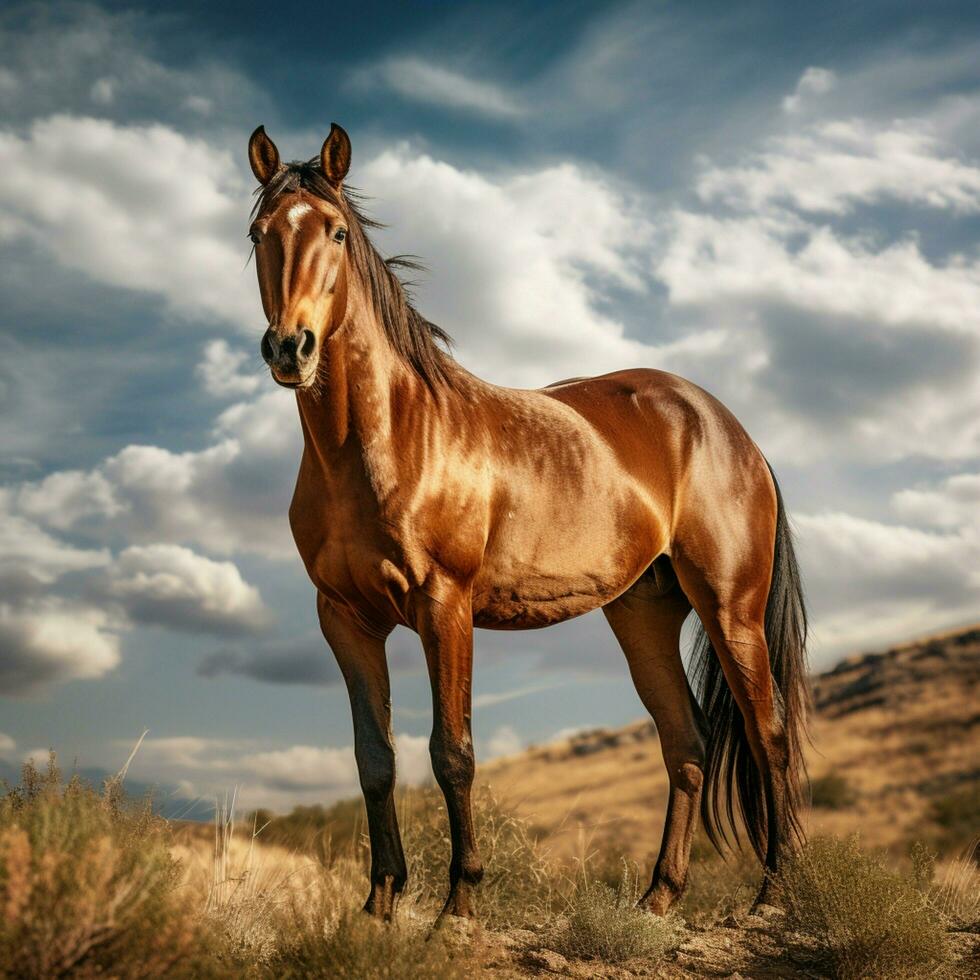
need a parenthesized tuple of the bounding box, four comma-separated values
(244, 124, 809, 922)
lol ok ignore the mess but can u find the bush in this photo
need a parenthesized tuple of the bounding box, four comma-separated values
(0, 754, 213, 979)
(546, 864, 683, 963)
(811, 773, 857, 809)
(778, 836, 951, 979)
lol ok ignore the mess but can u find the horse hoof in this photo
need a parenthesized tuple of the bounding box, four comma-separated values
(363, 876, 399, 921)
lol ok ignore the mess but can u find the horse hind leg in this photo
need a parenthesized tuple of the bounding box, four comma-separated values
(603, 557, 707, 914)
(672, 547, 799, 901)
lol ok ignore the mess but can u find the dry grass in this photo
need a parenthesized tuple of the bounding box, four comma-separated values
(679, 840, 760, 927)
(1, 757, 976, 979)
(778, 836, 952, 979)
(929, 842, 980, 929)
(268, 904, 480, 979)
(0, 755, 213, 979)
(400, 785, 556, 927)
(546, 862, 684, 964)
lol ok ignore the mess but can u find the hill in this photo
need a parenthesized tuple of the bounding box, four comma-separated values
(481, 624, 980, 863)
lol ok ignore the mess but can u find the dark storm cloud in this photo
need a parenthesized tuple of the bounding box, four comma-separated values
(758, 305, 979, 423)
(198, 635, 343, 686)
(0, 2, 270, 130)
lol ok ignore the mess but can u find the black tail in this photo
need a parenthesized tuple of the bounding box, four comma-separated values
(691, 466, 810, 860)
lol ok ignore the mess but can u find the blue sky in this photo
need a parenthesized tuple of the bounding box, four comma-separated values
(1, 0, 979, 812)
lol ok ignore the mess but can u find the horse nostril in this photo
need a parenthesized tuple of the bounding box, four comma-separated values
(260, 328, 276, 365)
(299, 329, 316, 360)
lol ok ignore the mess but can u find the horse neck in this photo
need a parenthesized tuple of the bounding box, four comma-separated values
(294, 285, 422, 485)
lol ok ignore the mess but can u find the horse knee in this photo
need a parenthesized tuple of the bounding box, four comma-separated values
(661, 729, 706, 790)
(429, 731, 475, 791)
(357, 741, 396, 803)
(673, 759, 705, 796)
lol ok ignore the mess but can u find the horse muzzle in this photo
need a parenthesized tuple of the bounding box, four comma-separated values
(261, 326, 318, 388)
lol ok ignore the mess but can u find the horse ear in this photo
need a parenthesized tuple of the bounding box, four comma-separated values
(320, 123, 351, 187)
(248, 125, 281, 185)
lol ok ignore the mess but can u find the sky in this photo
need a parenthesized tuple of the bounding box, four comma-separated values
(1, 0, 979, 814)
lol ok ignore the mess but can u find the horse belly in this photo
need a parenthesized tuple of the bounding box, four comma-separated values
(472, 496, 663, 629)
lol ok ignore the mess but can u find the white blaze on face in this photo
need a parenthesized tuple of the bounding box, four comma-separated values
(286, 202, 312, 231)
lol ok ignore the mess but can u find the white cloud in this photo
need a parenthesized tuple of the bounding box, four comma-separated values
(0, 496, 117, 694)
(135, 736, 244, 773)
(783, 66, 837, 114)
(14, 469, 122, 531)
(0, 598, 121, 695)
(795, 495, 980, 658)
(361, 147, 662, 386)
(658, 212, 980, 334)
(699, 119, 980, 215)
(0, 114, 257, 327)
(103, 544, 270, 636)
(358, 57, 523, 118)
(893, 472, 980, 529)
(0, 732, 15, 755)
(197, 340, 262, 398)
(238, 744, 359, 791)
(131, 732, 432, 811)
(653, 208, 980, 463)
(0, 489, 269, 691)
(0, 508, 110, 585)
(14, 418, 297, 561)
(485, 725, 523, 759)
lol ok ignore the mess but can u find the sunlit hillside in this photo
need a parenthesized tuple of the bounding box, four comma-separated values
(481, 624, 980, 865)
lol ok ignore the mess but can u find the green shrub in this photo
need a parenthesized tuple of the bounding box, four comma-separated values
(811, 773, 857, 809)
(778, 836, 951, 979)
(546, 864, 683, 963)
(0, 754, 214, 979)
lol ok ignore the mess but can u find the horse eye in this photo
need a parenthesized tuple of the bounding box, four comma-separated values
(334, 228, 347, 243)
(249, 232, 261, 245)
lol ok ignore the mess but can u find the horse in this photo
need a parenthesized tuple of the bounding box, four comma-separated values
(244, 123, 809, 922)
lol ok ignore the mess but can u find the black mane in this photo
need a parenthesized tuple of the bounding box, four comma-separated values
(253, 159, 454, 390)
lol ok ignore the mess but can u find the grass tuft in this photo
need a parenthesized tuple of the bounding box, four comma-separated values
(778, 835, 951, 979)
(546, 863, 684, 963)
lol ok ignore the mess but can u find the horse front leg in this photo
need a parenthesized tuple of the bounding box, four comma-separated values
(317, 594, 406, 919)
(416, 586, 484, 920)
